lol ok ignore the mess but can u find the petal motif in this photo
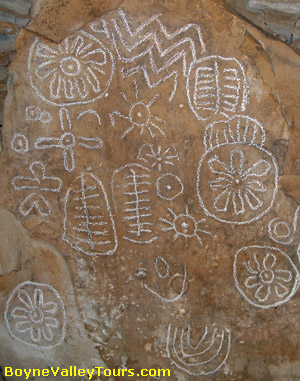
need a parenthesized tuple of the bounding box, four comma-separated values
(244, 275, 261, 289)
(17, 290, 34, 310)
(242, 159, 271, 179)
(244, 260, 259, 274)
(208, 155, 232, 178)
(49, 73, 63, 99)
(44, 317, 59, 328)
(274, 282, 290, 298)
(229, 149, 244, 175)
(74, 77, 89, 99)
(69, 35, 85, 55)
(275, 269, 293, 283)
(36, 43, 58, 59)
(63, 147, 76, 172)
(43, 302, 58, 314)
(85, 68, 101, 93)
(34, 137, 60, 150)
(244, 189, 263, 211)
(209, 177, 231, 190)
(244, 180, 266, 193)
(254, 284, 271, 302)
(213, 188, 232, 212)
(33, 289, 44, 308)
(34, 60, 57, 80)
(30, 327, 41, 343)
(82, 47, 107, 62)
(232, 189, 245, 215)
(263, 252, 276, 270)
(15, 320, 31, 333)
(41, 324, 54, 341)
(87, 60, 106, 75)
(11, 307, 30, 319)
(62, 78, 75, 99)
(78, 136, 103, 150)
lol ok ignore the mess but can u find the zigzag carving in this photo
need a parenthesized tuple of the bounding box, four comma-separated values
(91, 9, 206, 101)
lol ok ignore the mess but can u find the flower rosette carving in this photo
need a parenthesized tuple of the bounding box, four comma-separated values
(4, 282, 66, 348)
(197, 115, 278, 224)
(234, 246, 300, 309)
(28, 30, 115, 106)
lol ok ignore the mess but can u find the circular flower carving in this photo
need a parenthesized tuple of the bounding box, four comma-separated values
(28, 31, 115, 106)
(234, 246, 300, 309)
(197, 143, 278, 224)
(4, 281, 66, 348)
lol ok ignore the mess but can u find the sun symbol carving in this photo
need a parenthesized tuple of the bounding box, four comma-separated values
(160, 206, 212, 246)
(110, 81, 167, 139)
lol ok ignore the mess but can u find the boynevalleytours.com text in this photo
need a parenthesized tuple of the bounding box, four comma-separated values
(4, 366, 171, 379)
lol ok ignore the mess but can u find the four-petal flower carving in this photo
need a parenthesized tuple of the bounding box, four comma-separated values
(34, 108, 103, 172)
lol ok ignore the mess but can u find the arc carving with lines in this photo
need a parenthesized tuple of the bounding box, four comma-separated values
(166, 321, 231, 376)
(90, 8, 206, 101)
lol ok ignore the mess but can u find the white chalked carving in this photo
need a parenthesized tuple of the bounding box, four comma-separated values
(144, 257, 188, 303)
(160, 206, 212, 246)
(156, 173, 183, 200)
(92, 8, 206, 101)
(4, 281, 66, 348)
(155, 257, 170, 278)
(11, 134, 29, 154)
(268, 205, 300, 245)
(77, 109, 102, 127)
(112, 163, 157, 244)
(197, 116, 278, 224)
(25, 105, 52, 124)
(19, 193, 51, 217)
(28, 30, 115, 106)
(110, 91, 167, 139)
(166, 321, 231, 376)
(34, 108, 103, 172)
(137, 143, 179, 171)
(12, 161, 62, 193)
(234, 246, 300, 309)
(187, 56, 249, 120)
(63, 172, 117, 256)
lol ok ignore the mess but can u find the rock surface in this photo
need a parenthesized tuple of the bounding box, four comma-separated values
(1, 0, 300, 380)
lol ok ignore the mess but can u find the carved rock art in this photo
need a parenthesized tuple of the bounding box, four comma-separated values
(160, 206, 212, 246)
(234, 246, 300, 309)
(92, 8, 206, 101)
(34, 108, 103, 172)
(4, 281, 66, 348)
(10, 134, 29, 155)
(112, 163, 157, 244)
(197, 115, 278, 224)
(166, 321, 231, 376)
(25, 105, 52, 124)
(156, 173, 183, 201)
(110, 91, 167, 139)
(268, 205, 300, 245)
(137, 142, 179, 172)
(63, 172, 117, 256)
(143, 256, 188, 303)
(187, 56, 249, 120)
(28, 31, 115, 106)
